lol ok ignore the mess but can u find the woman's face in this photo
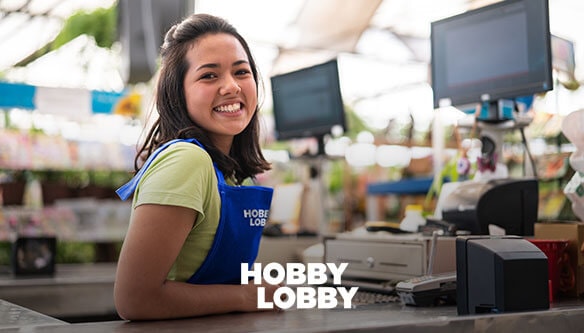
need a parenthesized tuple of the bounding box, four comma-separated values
(183, 33, 257, 152)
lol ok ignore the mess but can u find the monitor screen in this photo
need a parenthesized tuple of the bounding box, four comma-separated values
(270, 59, 346, 145)
(430, 0, 553, 110)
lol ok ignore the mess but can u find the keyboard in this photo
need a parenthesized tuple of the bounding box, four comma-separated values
(346, 290, 400, 308)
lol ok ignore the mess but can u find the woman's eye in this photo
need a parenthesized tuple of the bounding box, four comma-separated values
(200, 73, 217, 80)
(236, 69, 251, 76)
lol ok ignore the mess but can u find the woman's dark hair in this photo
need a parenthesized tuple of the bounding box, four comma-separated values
(136, 13, 270, 184)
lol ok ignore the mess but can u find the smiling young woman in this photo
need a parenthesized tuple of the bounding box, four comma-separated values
(113, 14, 279, 321)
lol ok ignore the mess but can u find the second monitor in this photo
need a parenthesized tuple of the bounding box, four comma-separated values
(270, 59, 347, 156)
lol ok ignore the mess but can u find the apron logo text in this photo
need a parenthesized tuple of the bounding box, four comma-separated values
(243, 209, 269, 227)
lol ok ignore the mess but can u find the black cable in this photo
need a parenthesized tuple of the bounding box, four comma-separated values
(520, 127, 538, 178)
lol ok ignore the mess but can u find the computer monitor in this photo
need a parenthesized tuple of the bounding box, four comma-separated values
(430, 0, 553, 122)
(551, 34, 576, 78)
(270, 59, 347, 155)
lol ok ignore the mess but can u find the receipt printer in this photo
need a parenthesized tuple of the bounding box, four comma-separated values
(441, 178, 538, 236)
(456, 236, 549, 315)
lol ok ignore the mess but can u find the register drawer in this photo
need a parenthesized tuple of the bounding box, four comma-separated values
(325, 239, 426, 280)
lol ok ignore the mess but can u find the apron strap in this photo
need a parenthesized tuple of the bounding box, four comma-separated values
(214, 166, 226, 185)
(116, 138, 207, 200)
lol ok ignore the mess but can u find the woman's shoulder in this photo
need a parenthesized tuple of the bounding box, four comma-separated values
(135, 141, 218, 208)
(161, 141, 212, 163)
(148, 141, 214, 174)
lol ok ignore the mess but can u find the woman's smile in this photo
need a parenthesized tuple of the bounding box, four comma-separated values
(214, 102, 242, 113)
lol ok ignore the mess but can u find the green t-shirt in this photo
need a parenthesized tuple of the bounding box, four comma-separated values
(131, 142, 221, 281)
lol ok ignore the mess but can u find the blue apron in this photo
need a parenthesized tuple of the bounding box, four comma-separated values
(116, 138, 273, 285)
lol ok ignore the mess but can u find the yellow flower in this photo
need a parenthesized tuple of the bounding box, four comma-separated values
(114, 92, 141, 117)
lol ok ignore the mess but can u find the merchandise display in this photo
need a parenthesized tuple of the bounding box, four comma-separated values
(562, 110, 584, 221)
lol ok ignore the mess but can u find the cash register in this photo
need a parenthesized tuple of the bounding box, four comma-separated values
(395, 178, 541, 307)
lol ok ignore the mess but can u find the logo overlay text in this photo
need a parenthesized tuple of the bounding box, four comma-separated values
(241, 262, 358, 310)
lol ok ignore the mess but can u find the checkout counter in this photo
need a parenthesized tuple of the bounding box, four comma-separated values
(4, 232, 584, 332)
(3, 179, 584, 331)
(3, 297, 584, 332)
(3, 260, 584, 331)
(0, 263, 118, 322)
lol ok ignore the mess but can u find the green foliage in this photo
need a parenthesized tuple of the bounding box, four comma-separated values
(14, 5, 117, 67)
(344, 106, 370, 139)
(53, 6, 117, 49)
(28, 170, 131, 189)
(56, 241, 96, 263)
(263, 140, 289, 151)
(424, 154, 463, 208)
(89, 170, 132, 189)
(327, 160, 345, 193)
(0, 241, 97, 265)
(3, 111, 13, 129)
(0, 242, 10, 265)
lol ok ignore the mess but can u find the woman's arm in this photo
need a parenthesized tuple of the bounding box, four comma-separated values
(114, 203, 279, 320)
